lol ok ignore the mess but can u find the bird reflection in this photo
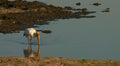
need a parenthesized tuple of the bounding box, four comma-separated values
(23, 44, 40, 58)
(23, 45, 40, 58)
(23, 45, 36, 58)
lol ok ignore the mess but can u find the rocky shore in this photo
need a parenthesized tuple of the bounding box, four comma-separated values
(0, 0, 96, 34)
(0, 56, 120, 66)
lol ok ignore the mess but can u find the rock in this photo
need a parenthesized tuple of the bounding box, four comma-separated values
(0, 20, 3, 25)
(64, 6, 73, 10)
(93, 2, 101, 6)
(76, 2, 81, 6)
(39, 7, 47, 13)
(101, 8, 110, 12)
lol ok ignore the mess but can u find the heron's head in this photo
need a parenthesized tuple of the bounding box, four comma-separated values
(36, 32, 40, 36)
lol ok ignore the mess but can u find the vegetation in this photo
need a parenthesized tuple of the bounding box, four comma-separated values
(0, 56, 120, 66)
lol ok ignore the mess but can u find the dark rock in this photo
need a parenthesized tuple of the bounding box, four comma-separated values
(101, 8, 110, 12)
(64, 6, 73, 10)
(93, 2, 101, 6)
(76, 2, 81, 6)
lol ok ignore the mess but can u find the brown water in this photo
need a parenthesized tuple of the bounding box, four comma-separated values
(0, 0, 120, 60)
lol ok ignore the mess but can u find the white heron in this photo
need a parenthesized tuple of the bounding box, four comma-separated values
(23, 28, 40, 46)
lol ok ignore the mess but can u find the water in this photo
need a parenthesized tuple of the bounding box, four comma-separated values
(0, 0, 120, 60)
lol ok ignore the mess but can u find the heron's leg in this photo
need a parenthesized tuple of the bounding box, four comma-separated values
(27, 37, 32, 48)
(28, 38, 30, 45)
(30, 37, 32, 45)
(28, 36, 32, 44)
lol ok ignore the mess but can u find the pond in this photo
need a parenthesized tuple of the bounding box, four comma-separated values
(0, 0, 120, 60)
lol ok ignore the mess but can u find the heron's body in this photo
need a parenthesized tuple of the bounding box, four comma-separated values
(24, 28, 40, 45)
(24, 28, 37, 37)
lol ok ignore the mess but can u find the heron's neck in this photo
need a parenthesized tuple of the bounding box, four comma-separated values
(37, 32, 40, 58)
(37, 33, 40, 45)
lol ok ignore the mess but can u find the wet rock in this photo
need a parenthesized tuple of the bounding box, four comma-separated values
(81, 8, 88, 15)
(64, 6, 73, 10)
(42, 30, 52, 34)
(93, 2, 101, 6)
(36, 30, 52, 34)
(76, 2, 81, 6)
(81, 15, 96, 18)
(101, 8, 110, 12)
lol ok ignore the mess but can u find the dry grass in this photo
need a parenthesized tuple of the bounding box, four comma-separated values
(0, 56, 120, 66)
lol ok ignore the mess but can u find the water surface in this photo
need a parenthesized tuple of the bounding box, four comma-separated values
(0, 0, 120, 59)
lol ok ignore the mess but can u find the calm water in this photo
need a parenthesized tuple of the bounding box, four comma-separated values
(0, 0, 120, 59)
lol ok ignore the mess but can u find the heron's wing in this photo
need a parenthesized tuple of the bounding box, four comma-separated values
(23, 29, 29, 37)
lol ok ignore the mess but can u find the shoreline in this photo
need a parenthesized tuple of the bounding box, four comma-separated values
(0, 0, 96, 34)
(0, 56, 120, 66)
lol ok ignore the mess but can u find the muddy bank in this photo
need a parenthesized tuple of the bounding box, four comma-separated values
(0, 56, 120, 66)
(0, 0, 96, 34)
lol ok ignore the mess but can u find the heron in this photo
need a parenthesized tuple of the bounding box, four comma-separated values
(23, 28, 40, 46)
(23, 28, 40, 58)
